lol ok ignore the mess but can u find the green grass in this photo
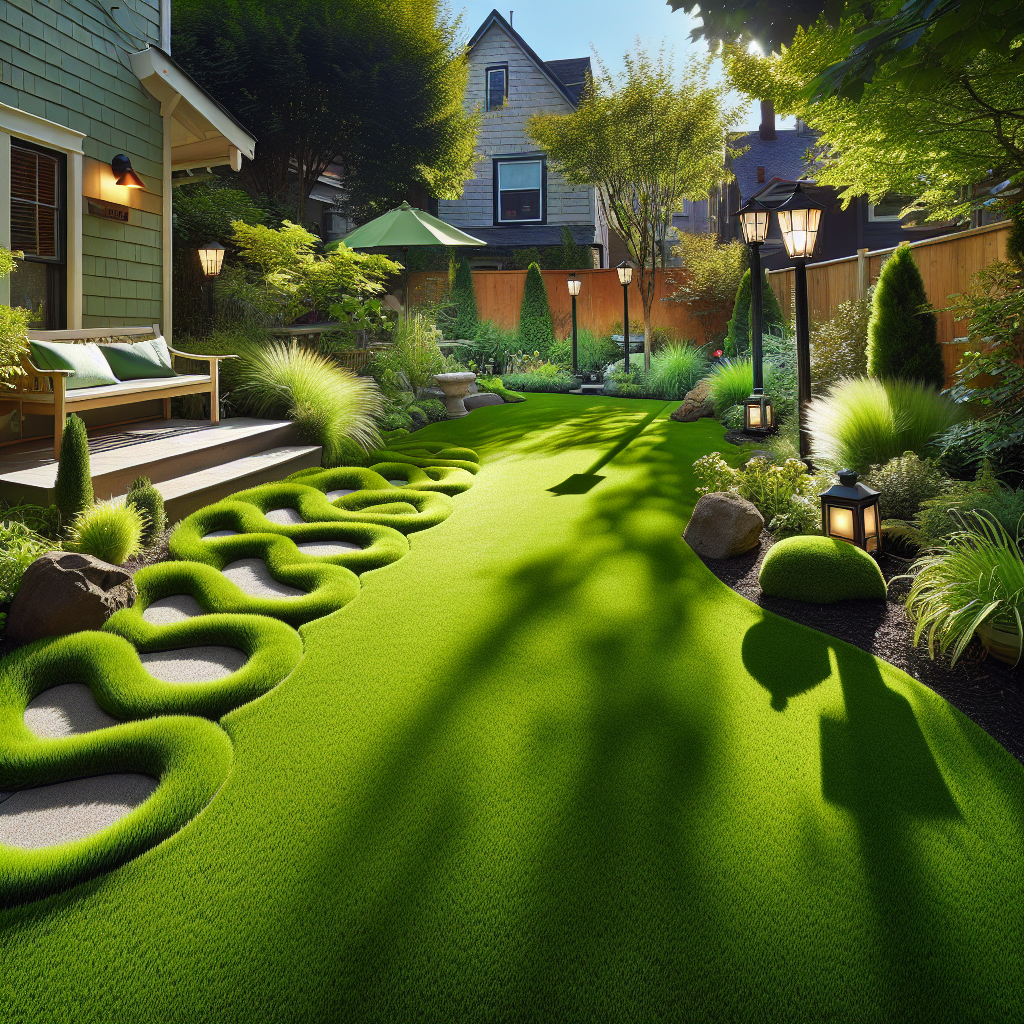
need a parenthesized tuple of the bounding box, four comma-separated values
(0, 395, 1021, 1022)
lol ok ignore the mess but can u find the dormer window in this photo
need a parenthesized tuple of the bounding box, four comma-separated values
(486, 66, 508, 110)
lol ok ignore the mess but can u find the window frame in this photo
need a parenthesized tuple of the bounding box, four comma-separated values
(867, 194, 907, 222)
(485, 64, 508, 112)
(492, 155, 547, 226)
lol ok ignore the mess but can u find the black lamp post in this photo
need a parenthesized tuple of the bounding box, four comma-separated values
(198, 241, 226, 330)
(616, 261, 633, 374)
(567, 272, 581, 374)
(820, 470, 882, 553)
(775, 183, 825, 466)
(734, 198, 774, 434)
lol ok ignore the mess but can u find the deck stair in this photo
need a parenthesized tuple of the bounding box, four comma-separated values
(0, 418, 321, 522)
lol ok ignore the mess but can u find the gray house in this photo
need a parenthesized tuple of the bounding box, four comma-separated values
(438, 9, 608, 268)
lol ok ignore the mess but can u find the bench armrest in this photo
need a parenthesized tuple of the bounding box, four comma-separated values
(167, 347, 239, 362)
(20, 355, 73, 378)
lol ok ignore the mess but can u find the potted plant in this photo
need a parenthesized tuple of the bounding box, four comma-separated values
(900, 513, 1023, 666)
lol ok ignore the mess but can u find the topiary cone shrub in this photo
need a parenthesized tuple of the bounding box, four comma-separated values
(450, 255, 478, 339)
(517, 262, 554, 355)
(867, 242, 944, 387)
(725, 270, 751, 355)
(54, 414, 93, 534)
(127, 476, 167, 544)
(758, 271, 786, 338)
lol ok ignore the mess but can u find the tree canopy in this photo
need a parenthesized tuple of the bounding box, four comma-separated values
(528, 48, 741, 370)
(172, 0, 479, 224)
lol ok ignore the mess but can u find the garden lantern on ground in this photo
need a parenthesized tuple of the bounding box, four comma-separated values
(616, 261, 633, 374)
(734, 198, 774, 436)
(820, 469, 882, 553)
(567, 273, 582, 375)
(775, 183, 825, 466)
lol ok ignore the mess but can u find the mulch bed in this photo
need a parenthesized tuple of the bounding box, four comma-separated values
(699, 532, 1023, 764)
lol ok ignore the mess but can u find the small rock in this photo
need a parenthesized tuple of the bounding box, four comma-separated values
(683, 492, 764, 559)
(671, 380, 715, 422)
(464, 392, 504, 410)
(4, 552, 136, 645)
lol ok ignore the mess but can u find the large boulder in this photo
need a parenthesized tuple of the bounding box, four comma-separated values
(4, 552, 136, 644)
(670, 380, 714, 423)
(683, 491, 763, 559)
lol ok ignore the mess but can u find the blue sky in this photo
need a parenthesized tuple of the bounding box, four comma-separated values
(450, 1, 792, 132)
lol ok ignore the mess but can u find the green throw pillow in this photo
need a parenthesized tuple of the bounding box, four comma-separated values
(29, 340, 120, 390)
(99, 337, 176, 380)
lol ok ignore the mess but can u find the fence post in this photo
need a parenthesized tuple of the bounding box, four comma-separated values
(856, 248, 869, 300)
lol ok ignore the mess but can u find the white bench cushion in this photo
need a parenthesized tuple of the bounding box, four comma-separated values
(25, 374, 212, 404)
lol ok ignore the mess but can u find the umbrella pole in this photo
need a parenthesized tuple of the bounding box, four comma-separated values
(403, 246, 409, 326)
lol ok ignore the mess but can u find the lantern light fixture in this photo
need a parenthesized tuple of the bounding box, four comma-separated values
(616, 261, 633, 286)
(110, 154, 145, 189)
(742, 393, 775, 434)
(819, 469, 882, 553)
(775, 183, 825, 260)
(198, 241, 226, 278)
(616, 261, 633, 373)
(567, 273, 582, 375)
(735, 197, 771, 245)
(566, 274, 581, 297)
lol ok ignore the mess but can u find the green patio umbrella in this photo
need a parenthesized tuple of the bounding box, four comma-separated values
(327, 202, 486, 322)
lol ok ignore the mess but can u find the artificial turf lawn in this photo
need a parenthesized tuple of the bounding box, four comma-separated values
(1, 394, 1022, 1022)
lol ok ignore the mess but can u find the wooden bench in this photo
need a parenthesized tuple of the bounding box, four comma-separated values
(15, 325, 236, 457)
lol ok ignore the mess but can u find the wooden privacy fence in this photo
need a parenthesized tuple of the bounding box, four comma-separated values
(407, 268, 728, 345)
(766, 220, 1012, 386)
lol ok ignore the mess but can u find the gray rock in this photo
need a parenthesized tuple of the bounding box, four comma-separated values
(464, 392, 504, 410)
(670, 380, 715, 422)
(683, 491, 764, 559)
(4, 552, 136, 644)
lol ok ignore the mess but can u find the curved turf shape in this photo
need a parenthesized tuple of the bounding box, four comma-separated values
(0, 633, 233, 906)
(759, 535, 888, 603)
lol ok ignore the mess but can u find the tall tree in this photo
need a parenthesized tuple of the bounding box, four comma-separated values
(528, 49, 741, 371)
(173, 0, 479, 225)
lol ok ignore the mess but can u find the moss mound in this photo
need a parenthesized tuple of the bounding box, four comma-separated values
(759, 535, 887, 603)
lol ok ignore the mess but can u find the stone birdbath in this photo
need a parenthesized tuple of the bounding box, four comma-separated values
(432, 371, 477, 418)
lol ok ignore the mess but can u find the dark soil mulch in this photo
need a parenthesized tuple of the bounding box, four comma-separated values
(699, 532, 1023, 764)
(123, 527, 173, 575)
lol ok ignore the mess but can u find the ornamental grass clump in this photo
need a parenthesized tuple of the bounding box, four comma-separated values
(864, 452, 951, 523)
(68, 500, 144, 565)
(902, 513, 1024, 665)
(805, 376, 962, 472)
(236, 342, 382, 467)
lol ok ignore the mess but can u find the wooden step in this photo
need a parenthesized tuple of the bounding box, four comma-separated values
(0, 418, 300, 508)
(133, 445, 322, 523)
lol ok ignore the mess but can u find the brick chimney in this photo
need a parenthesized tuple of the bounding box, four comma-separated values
(759, 100, 777, 141)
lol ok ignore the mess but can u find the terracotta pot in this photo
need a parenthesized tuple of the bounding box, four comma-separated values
(977, 620, 1022, 665)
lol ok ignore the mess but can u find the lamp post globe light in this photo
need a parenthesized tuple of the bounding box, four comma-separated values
(616, 261, 633, 374)
(820, 470, 882, 553)
(734, 198, 775, 435)
(774, 183, 825, 466)
(567, 273, 582, 375)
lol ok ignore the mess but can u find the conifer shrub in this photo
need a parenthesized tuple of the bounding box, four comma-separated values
(126, 476, 167, 544)
(450, 256, 478, 339)
(867, 243, 944, 386)
(725, 270, 751, 355)
(517, 262, 554, 355)
(54, 414, 93, 534)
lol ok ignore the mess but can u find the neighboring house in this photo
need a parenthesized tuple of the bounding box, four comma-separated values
(438, 8, 608, 268)
(711, 102, 957, 270)
(0, 0, 254, 338)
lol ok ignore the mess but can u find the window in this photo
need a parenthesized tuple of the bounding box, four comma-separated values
(10, 142, 66, 329)
(868, 194, 908, 221)
(494, 158, 545, 224)
(486, 66, 508, 111)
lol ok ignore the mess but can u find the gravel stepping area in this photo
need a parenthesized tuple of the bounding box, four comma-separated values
(140, 646, 248, 683)
(325, 488, 357, 501)
(204, 529, 240, 539)
(295, 540, 362, 557)
(387, 479, 407, 486)
(23, 684, 119, 739)
(0, 774, 158, 848)
(143, 594, 206, 625)
(265, 508, 304, 525)
(221, 558, 305, 598)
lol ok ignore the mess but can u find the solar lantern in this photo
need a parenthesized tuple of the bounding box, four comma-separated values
(567, 273, 582, 375)
(197, 242, 226, 277)
(742, 393, 775, 432)
(616, 261, 633, 374)
(819, 470, 882, 553)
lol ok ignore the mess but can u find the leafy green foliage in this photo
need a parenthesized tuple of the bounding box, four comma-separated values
(805, 376, 963, 471)
(235, 342, 383, 466)
(54, 415, 93, 535)
(528, 47, 743, 369)
(0, 520, 52, 603)
(0, 247, 31, 386)
(609, 343, 710, 400)
(456, 320, 520, 374)
(498, 371, 577, 394)
(724, 270, 751, 357)
(68, 501, 144, 565)
(517, 263, 554, 355)
(369, 315, 447, 395)
(548, 329, 625, 375)
(475, 376, 526, 403)
(127, 477, 167, 545)
(172, 182, 267, 246)
(450, 257, 478, 340)
(864, 452, 950, 523)
(811, 296, 871, 387)
(759, 534, 887, 603)
(669, 233, 749, 347)
(867, 244, 943, 386)
(704, 352, 793, 424)
(903, 513, 1024, 665)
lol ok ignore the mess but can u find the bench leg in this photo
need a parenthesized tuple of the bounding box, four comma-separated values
(163, 397, 172, 420)
(209, 361, 220, 425)
(53, 387, 66, 459)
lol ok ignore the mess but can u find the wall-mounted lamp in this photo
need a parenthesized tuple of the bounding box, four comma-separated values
(111, 154, 145, 188)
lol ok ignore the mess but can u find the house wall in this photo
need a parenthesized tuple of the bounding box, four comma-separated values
(439, 22, 599, 238)
(0, 0, 164, 328)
